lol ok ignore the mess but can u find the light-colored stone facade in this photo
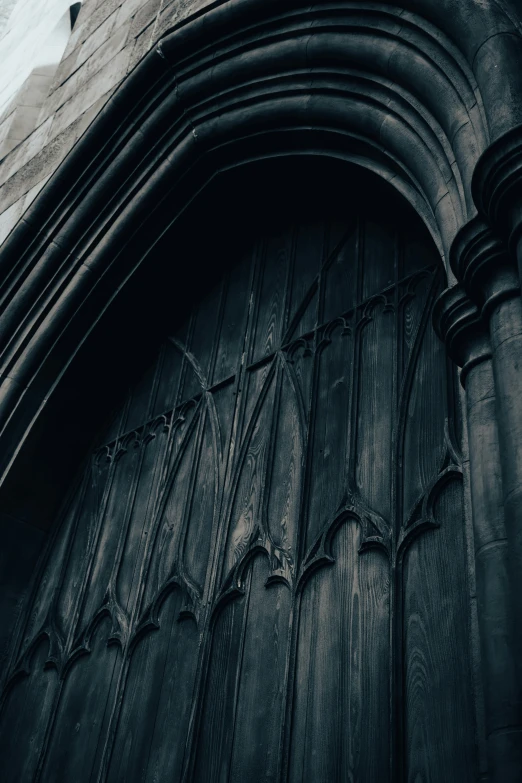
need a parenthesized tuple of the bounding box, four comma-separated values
(0, 0, 206, 245)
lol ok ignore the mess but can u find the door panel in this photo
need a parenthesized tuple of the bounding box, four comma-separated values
(290, 523, 390, 783)
(108, 589, 198, 783)
(40, 618, 121, 783)
(403, 479, 476, 780)
(0, 638, 58, 783)
(0, 202, 477, 782)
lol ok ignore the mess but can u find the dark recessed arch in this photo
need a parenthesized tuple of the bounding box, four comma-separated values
(0, 154, 444, 535)
(0, 0, 519, 660)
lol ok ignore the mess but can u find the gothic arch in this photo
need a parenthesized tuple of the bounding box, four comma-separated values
(0, 0, 520, 547)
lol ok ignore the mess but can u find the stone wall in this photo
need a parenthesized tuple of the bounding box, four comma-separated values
(0, 0, 206, 245)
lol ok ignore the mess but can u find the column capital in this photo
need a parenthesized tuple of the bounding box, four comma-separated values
(472, 124, 522, 254)
(433, 284, 491, 386)
(450, 215, 520, 319)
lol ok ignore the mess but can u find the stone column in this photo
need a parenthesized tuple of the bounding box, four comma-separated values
(434, 284, 522, 782)
(473, 126, 522, 291)
(451, 218, 522, 675)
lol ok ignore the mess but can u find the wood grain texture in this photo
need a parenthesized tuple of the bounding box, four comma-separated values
(0, 201, 478, 782)
(228, 557, 292, 782)
(265, 363, 303, 558)
(57, 456, 111, 642)
(307, 323, 353, 550)
(403, 479, 477, 782)
(116, 429, 168, 611)
(323, 218, 358, 324)
(39, 618, 121, 783)
(290, 522, 390, 783)
(77, 443, 142, 633)
(252, 229, 292, 363)
(193, 590, 248, 783)
(225, 369, 275, 573)
(285, 220, 323, 341)
(355, 302, 395, 520)
(0, 638, 58, 783)
(107, 589, 198, 782)
(401, 277, 447, 522)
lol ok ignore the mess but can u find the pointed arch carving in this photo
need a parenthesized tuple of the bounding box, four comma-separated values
(0, 1, 520, 507)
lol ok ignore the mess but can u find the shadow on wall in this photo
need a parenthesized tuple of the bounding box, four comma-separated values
(0, 3, 80, 160)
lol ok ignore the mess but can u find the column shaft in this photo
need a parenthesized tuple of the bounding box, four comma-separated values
(434, 285, 522, 781)
(466, 356, 522, 779)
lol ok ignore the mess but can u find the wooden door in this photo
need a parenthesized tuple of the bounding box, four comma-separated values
(0, 196, 478, 782)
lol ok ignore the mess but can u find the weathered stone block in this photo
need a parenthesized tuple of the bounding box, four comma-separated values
(154, 0, 209, 42)
(16, 73, 53, 108)
(0, 98, 108, 216)
(0, 197, 24, 244)
(49, 45, 130, 140)
(23, 174, 52, 210)
(129, 0, 162, 40)
(63, 0, 121, 59)
(0, 115, 52, 184)
(4, 106, 41, 145)
(75, 6, 121, 69)
(50, 47, 81, 93)
(127, 21, 155, 74)
(116, 0, 149, 28)
(0, 111, 15, 148)
(43, 20, 130, 123)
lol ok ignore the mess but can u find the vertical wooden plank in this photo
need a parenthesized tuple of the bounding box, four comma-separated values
(107, 588, 198, 782)
(289, 522, 390, 782)
(123, 360, 157, 433)
(56, 457, 110, 641)
(40, 619, 121, 783)
(182, 409, 217, 592)
(265, 365, 303, 558)
(307, 324, 353, 549)
(242, 359, 275, 436)
(355, 304, 395, 520)
(403, 479, 477, 782)
(152, 340, 184, 417)
(224, 373, 275, 574)
(194, 557, 292, 783)
(20, 478, 86, 649)
(182, 285, 223, 401)
(361, 217, 396, 300)
(213, 252, 253, 386)
(211, 378, 237, 459)
(285, 221, 323, 342)
(0, 638, 58, 783)
(284, 340, 314, 428)
(401, 282, 447, 520)
(323, 218, 358, 324)
(143, 408, 201, 605)
(229, 557, 292, 782)
(116, 429, 169, 611)
(78, 444, 141, 631)
(193, 591, 248, 783)
(251, 229, 292, 363)
(401, 274, 432, 375)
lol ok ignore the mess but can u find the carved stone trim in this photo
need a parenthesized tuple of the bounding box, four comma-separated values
(450, 215, 520, 319)
(472, 124, 522, 253)
(433, 284, 491, 386)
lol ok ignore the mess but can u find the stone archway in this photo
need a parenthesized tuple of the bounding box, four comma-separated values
(0, 2, 522, 781)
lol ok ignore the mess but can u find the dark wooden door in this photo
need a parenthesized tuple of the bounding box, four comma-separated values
(0, 198, 478, 782)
